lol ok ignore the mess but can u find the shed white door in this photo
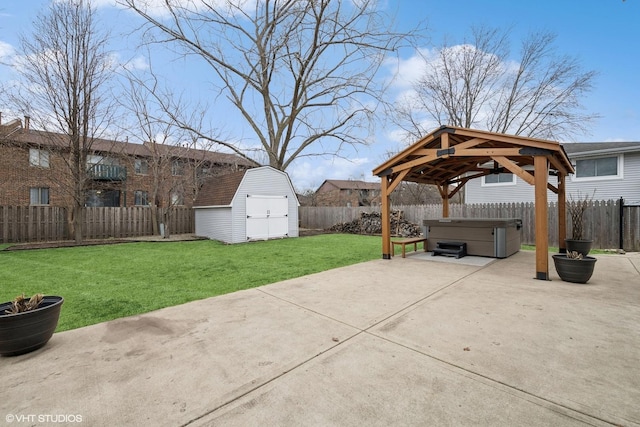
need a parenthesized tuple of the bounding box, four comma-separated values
(246, 195, 289, 240)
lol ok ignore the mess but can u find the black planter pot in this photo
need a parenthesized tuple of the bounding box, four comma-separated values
(565, 239, 593, 257)
(0, 296, 64, 357)
(552, 254, 597, 284)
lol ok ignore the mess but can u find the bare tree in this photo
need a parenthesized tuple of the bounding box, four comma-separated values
(120, 0, 415, 171)
(119, 68, 181, 235)
(394, 26, 598, 142)
(390, 181, 442, 206)
(120, 65, 249, 236)
(8, 0, 114, 242)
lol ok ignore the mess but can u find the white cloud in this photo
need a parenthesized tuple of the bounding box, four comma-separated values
(119, 54, 149, 71)
(0, 41, 15, 61)
(110, 0, 258, 18)
(385, 47, 431, 90)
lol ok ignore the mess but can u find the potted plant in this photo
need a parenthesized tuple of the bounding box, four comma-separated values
(565, 192, 594, 256)
(0, 293, 64, 357)
(552, 250, 597, 284)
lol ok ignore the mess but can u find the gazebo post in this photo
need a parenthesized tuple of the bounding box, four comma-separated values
(534, 156, 550, 280)
(558, 173, 567, 253)
(380, 175, 391, 259)
(442, 185, 450, 218)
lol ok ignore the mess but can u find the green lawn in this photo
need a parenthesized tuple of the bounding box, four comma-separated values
(0, 234, 381, 331)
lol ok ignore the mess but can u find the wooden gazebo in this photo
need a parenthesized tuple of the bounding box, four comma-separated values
(372, 126, 575, 280)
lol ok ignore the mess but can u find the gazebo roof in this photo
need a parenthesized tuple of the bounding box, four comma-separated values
(373, 126, 574, 185)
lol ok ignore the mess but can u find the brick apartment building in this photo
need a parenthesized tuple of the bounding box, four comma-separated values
(0, 116, 256, 208)
(314, 179, 382, 207)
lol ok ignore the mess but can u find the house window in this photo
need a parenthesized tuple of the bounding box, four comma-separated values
(196, 166, 211, 178)
(85, 190, 120, 207)
(134, 159, 148, 175)
(30, 187, 50, 205)
(171, 192, 184, 206)
(171, 160, 184, 176)
(482, 173, 515, 185)
(29, 148, 49, 168)
(134, 190, 149, 206)
(574, 156, 620, 180)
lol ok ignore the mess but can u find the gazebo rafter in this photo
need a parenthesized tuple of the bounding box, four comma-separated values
(373, 126, 574, 280)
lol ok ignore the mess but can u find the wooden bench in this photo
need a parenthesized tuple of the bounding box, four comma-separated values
(391, 237, 428, 258)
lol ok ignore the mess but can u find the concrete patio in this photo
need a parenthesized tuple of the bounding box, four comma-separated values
(1, 250, 639, 426)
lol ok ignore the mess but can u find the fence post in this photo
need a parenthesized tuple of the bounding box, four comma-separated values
(619, 197, 624, 250)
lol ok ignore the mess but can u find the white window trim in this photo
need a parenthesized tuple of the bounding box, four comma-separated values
(571, 154, 623, 182)
(481, 173, 516, 187)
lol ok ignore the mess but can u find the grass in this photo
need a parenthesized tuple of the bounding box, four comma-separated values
(0, 234, 381, 332)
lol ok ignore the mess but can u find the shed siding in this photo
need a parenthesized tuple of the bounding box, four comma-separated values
(230, 167, 299, 243)
(194, 207, 233, 242)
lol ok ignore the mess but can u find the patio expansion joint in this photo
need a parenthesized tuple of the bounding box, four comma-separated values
(365, 331, 624, 426)
(181, 274, 480, 426)
(185, 260, 622, 426)
(252, 268, 624, 427)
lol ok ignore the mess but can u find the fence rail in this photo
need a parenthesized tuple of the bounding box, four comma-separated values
(0, 206, 194, 244)
(300, 200, 640, 252)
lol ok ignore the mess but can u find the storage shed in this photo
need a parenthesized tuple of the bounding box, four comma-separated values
(193, 166, 299, 243)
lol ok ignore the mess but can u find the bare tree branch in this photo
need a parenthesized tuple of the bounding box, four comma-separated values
(394, 26, 598, 142)
(120, 0, 416, 171)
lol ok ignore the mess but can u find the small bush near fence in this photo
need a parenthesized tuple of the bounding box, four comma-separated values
(0, 206, 194, 243)
(300, 200, 640, 252)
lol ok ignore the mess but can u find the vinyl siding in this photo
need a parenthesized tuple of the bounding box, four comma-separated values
(466, 151, 640, 204)
(230, 167, 299, 243)
(194, 207, 232, 242)
(465, 175, 560, 203)
(566, 152, 640, 203)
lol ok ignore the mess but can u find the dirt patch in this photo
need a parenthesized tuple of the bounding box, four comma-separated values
(3, 232, 329, 250)
(299, 228, 332, 237)
(3, 239, 133, 251)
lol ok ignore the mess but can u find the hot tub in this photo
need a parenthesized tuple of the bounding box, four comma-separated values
(422, 218, 522, 258)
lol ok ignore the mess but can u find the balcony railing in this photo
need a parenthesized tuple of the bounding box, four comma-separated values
(87, 164, 127, 181)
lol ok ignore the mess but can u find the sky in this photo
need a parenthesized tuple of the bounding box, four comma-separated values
(1, 0, 639, 192)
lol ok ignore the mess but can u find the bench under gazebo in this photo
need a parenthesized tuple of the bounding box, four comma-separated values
(372, 126, 575, 280)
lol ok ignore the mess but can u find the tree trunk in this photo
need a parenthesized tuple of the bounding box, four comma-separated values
(151, 205, 159, 235)
(73, 205, 83, 243)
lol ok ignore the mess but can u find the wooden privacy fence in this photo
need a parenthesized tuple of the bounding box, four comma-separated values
(300, 200, 640, 252)
(0, 206, 195, 243)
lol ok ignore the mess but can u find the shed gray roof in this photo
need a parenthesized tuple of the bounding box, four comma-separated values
(194, 170, 248, 206)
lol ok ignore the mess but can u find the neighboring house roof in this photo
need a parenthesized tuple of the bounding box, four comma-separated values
(316, 179, 380, 193)
(143, 141, 257, 166)
(194, 169, 247, 206)
(562, 141, 640, 157)
(0, 119, 256, 167)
